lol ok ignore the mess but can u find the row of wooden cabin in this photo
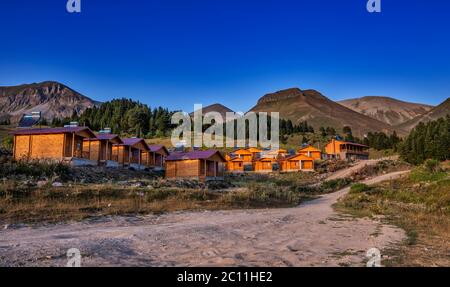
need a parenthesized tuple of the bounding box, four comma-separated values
(225, 140, 370, 173)
(12, 127, 169, 170)
(11, 127, 369, 180)
(11, 127, 226, 181)
(225, 146, 319, 173)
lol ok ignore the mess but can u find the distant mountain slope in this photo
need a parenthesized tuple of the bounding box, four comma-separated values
(0, 81, 99, 123)
(396, 97, 450, 131)
(338, 96, 433, 126)
(249, 88, 404, 137)
(190, 103, 235, 121)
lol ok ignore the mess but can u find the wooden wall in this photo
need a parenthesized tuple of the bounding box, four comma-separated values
(14, 134, 65, 161)
(14, 135, 31, 160)
(302, 160, 314, 170)
(253, 160, 274, 171)
(281, 159, 314, 171)
(112, 146, 129, 165)
(226, 161, 244, 171)
(165, 159, 200, 179)
(155, 153, 163, 167)
(82, 140, 100, 161)
(299, 150, 321, 160)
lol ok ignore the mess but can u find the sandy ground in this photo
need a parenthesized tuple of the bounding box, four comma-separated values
(0, 169, 409, 267)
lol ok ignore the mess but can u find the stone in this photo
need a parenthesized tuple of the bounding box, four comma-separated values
(37, 180, 48, 187)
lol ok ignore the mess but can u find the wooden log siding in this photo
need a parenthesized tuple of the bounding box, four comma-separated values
(113, 138, 149, 167)
(165, 150, 225, 180)
(12, 127, 96, 162)
(113, 145, 132, 166)
(280, 154, 315, 172)
(298, 146, 322, 160)
(253, 158, 276, 172)
(225, 153, 245, 172)
(146, 145, 169, 168)
(82, 134, 123, 163)
(231, 149, 254, 163)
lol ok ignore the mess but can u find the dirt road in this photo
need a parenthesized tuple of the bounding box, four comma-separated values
(0, 170, 409, 267)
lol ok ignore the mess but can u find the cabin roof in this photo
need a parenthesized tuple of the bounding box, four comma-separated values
(147, 144, 169, 155)
(231, 148, 253, 155)
(166, 150, 225, 162)
(227, 156, 244, 162)
(84, 134, 123, 144)
(298, 145, 321, 152)
(283, 154, 315, 161)
(122, 138, 145, 146)
(12, 127, 96, 138)
(247, 147, 263, 153)
(116, 138, 150, 150)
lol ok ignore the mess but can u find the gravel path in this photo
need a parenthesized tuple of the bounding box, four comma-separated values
(0, 170, 409, 267)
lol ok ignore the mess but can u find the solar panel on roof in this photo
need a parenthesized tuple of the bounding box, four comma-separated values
(18, 113, 41, 128)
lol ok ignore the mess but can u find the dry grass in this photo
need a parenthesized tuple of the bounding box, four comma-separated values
(368, 148, 397, 159)
(335, 164, 450, 266)
(0, 171, 328, 224)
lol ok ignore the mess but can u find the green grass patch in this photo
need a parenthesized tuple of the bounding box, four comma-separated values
(335, 165, 450, 266)
(321, 178, 352, 192)
(349, 183, 372, 194)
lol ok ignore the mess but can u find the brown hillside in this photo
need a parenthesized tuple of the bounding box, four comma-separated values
(249, 88, 405, 137)
(338, 96, 433, 126)
(190, 103, 235, 122)
(396, 97, 450, 131)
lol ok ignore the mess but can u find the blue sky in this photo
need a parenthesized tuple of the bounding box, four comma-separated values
(1, 0, 449, 112)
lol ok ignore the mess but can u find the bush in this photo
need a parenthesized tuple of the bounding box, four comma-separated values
(350, 183, 372, 194)
(321, 178, 352, 192)
(424, 159, 441, 173)
(409, 164, 447, 183)
(0, 160, 70, 179)
(0, 136, 13, 150)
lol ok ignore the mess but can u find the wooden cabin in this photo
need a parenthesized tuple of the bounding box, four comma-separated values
(252, 157, 278, 173)
(142, 144, 169, 170)
(230, 148, 254, 163)
(83, 134, 123, 167)
(247, 147, 263, 159)
(165, 150, 226, 181)
(112, 138, 149, 169)
(297, 146, 322, 160)
(280, 154, 315, 172)
(12, 127, 97, 165)
(325, 139, 369, 160)
(262, 149, 289, 159)
(225, 154, 244, 172)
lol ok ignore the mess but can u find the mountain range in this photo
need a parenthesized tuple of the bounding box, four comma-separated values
(338, 96, 433, 126)
(395, 97, 450, 131)
(249, 88, 399, 137)
(0, 81, 99, 123)
(189, 103, 235, 122)
(1, 81, 448, 137)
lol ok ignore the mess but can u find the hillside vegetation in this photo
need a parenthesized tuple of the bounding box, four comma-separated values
(400, 116, 450, 164)
(336, 160, 450, 266)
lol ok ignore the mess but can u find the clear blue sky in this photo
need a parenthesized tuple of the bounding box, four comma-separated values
(1, 0, 449, 112)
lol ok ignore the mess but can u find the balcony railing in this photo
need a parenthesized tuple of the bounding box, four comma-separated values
(341, 149, 369, 155)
